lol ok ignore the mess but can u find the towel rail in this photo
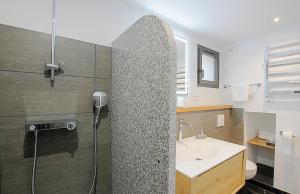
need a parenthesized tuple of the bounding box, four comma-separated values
(269, 39, 300, 50)
(265, 39, 300, 101)
(223, 83, 261, 89)
(279, 131, 296, 137)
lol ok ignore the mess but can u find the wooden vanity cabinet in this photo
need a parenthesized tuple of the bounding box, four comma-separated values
(176, 151, 246, 194)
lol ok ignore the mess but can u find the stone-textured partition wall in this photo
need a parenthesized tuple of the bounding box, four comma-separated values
(111, 15, 177, 194)
(0, 24, 112, 194)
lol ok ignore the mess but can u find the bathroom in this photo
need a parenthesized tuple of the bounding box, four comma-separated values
(0, 0, 299, 194)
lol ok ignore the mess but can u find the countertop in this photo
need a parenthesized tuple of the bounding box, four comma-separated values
(176, 137, 247, 178)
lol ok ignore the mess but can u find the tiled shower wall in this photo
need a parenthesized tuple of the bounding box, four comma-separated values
(176, 108, 244, 145)
(0, 24, 112, 194)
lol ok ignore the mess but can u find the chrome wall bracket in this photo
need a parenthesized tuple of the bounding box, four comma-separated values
(45, 62, 64, 81)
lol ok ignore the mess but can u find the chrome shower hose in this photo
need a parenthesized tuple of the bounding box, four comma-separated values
(30, 108, 101, 194)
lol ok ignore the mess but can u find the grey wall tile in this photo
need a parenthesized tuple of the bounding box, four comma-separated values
(229, 108, 244, 145)
(176, 109, 244, 144)
(51, 144, 111, 194)
(1, 158, 32, 194)
(96, 45, 112, 79)
(1, 145, 111, 194)
(176, 110, 231, 140)
(0, 24, 51, 73)
(55, 37, 96, 77)
(97, 111, 111, 145)
(1, 148, 93, 194)
(176, 111, 205, 138)
(0, 71, 95, 117)
(0, 24, 97, 78)
(0, 112, 111, 164)
(96, 143, 112, 194)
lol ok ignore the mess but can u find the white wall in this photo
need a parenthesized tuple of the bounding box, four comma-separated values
(221, 27, 300, 193)
(174, 25, 222, 107)
(244, 112, 276, 167)
(0, 0, 223, 107)
(0, 0, 146, 46)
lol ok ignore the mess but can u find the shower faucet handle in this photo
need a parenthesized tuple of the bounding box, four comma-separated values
(66, 121, 77, 131)
(28, 124, 36, 132)
(58, 62, 64, 69)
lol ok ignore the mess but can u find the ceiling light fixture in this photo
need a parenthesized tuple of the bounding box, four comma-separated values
(273, 17, 280, 23)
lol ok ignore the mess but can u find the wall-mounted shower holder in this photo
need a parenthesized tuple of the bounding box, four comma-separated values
(45, 62, 64, 81)
(25, 119, 78, 132)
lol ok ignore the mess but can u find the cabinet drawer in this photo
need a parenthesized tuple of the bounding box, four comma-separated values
(176, 151, 246, 194)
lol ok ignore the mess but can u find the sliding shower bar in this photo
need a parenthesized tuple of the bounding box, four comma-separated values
(45, 0, 63, 81)
(51, 0, 56, 68)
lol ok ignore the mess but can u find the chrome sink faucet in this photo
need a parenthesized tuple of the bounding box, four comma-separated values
(178, 119, 192, 143)
(196, 128, 207, 139)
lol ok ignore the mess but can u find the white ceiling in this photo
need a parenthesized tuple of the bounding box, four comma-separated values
(125, 0, 300, 45)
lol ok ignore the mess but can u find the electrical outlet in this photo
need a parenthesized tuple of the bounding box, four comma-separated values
(192, 96, 200, 101)
(217, 114, 225, 127)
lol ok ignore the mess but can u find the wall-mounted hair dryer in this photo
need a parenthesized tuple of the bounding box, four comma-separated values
(93, 91, 107, 127)
(93, 91, 108, 109)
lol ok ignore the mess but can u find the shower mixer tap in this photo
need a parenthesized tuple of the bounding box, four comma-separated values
(25, 119, 78, 132)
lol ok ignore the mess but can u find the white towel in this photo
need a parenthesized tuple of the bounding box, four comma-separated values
(248, 85, 258, 99)
(231, 83, 249, 102)
(281, 131, 294, 157)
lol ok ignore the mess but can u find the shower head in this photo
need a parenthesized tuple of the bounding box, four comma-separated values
(93, 91, 107, 108)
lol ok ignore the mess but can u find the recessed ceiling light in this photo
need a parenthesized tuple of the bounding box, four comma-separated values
(273, 17, 280, 22)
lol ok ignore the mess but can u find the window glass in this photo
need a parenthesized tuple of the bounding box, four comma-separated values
(202, 53, 215, 81)
(197, 45, 219, 88)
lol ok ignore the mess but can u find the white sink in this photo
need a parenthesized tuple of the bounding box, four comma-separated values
(176, 137, 246, 178)
(177, 140, 219, 161)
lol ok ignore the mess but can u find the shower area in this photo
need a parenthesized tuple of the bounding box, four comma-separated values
(0, 2, 177, 193)
(0, 25, 112, 194)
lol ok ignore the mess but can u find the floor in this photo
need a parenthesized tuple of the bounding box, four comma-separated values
(237, 163, 289, 194)
(238, 181, 290, 194)
(253, 163, 274, 187)
(238, 182, 275, 194)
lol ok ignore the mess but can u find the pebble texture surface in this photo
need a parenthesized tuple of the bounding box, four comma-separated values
(111, 15, 177, 194)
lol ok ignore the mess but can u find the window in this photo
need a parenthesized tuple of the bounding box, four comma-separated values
(175, 36, 188, 95)
(197, 45, 219, 88)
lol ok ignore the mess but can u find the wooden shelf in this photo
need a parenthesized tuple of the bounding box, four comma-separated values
(176, 105, 233, 113)
(247, 137, 275, 150)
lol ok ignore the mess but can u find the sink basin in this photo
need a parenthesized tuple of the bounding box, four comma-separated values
(176, 137, 246, 178)
(176, 141, 219, 161)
